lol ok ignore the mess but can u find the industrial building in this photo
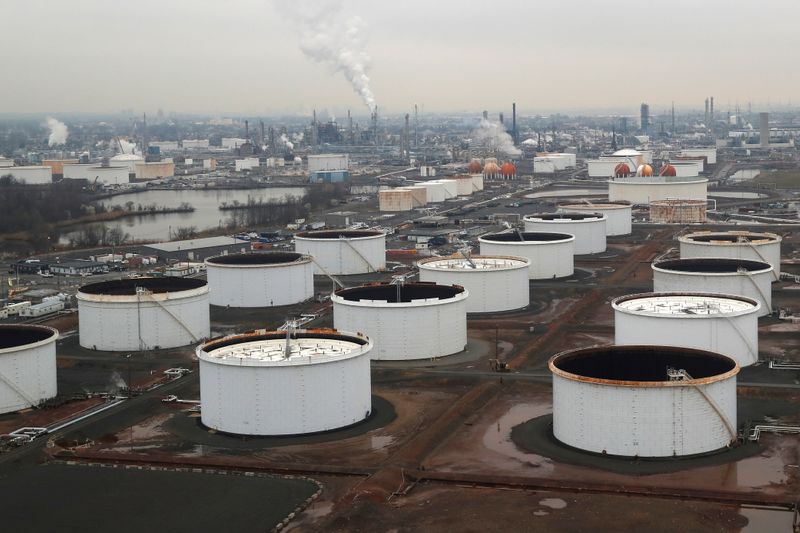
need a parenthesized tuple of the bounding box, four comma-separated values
(649, 199, 707, 223)
(294, 230, 386, 275)
(612, 292, 760, 367)
(143, 236, 250, 262)
(197, 328, 372, 436)
(49, 260, 108, 276)
(557, 201, 632, 236)
(205, 252, 314, 308)
(0, 325, 58, 414)
(308, 154, 349, 182)
(332, 282, 468, 360)
(652, 258, 773, 316)
(679, 231, 782, 280)
(523, 213, 607, 254)
(77, 278, 210, 351)
(479, 232, 574, 279)
(63, 164, 130, 185)
(550, 345, 739, 457)
(417, 255, 530, 313)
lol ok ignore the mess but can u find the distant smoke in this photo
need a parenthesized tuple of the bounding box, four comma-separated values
(109, 370, 127, 393)
(46, 117, 69, 146)
(472, 119, 521, 157)
(275, 1, 377, 111)
(291, 132, 304, 143)
(279, 134, 294, 151)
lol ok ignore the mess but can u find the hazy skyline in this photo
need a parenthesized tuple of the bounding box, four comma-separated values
(2, 0, 797, 117)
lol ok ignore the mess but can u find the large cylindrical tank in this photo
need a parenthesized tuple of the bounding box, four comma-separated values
(294, 230, 386, 275)
(612, 292, 760, 367)
(523, 212, 607, 254)
(197, 328, 372, 435)
(417, 255, 530, 313)
(557, 202, 632, 236)
(549, 345, 739, 457)
(679, 231, 782, 280)
(649, 199, 707, 223)
(205, 252, 314, 308)
(479, 232, 574, 279)
(332, 282, 468, 360)
(77, 278, 210, 351)
(607, 178, 708, 204)
(0, 325, 58, 414)
(652, 258, 773, 316)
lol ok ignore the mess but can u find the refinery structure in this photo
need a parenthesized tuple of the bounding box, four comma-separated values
(2, 94, 800, 531)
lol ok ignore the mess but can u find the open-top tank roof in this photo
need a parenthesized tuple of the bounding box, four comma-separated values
(612, 292, 759, 317)
(525, 212, 605, 221)
(0, 324, 58, 352)
(480, 231, 574, 243)
(79, 277, 207, 295)
(680, 231, 781, 245)
(197, 329, 371, 367)
(294, 229, 384, 239)
(334, 282, 465, 303)
(549, 345, 738, 387)
(206, 251, 308, 266)
(653, 258, 771, 274)
(418, 255, 529, 271)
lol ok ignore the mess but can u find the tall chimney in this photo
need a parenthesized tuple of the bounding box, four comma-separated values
(512, 102, 517, 145)
(759, 112, 770, 147)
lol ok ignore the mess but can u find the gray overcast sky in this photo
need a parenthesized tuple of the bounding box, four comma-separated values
(1, 0, 796, 116)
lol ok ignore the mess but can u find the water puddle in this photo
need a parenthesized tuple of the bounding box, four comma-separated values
(735, 453, 788, 487)
(482, 403, 551, 468)
(539, 498, 567, 509)
(739, 506, 795, 532)
(370, 435, 395, 450)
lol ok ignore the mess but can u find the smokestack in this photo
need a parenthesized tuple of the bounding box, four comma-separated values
(759, 112, 770, 147)
(512, 102, 517, 145)
(671, 102, 675, 134)
(414, 104, 419, 147)
(710, 97, 714, 123)
(372, 105, 378, 147)
(260, 121, 265, 145)
(348, 110, 353, 145)
(482, 110, 488, 121)
(404, 113, 410, 160)
(245, 120, 249, 141)
(704, 98, 709, 127)
(499, 112, 504, 125)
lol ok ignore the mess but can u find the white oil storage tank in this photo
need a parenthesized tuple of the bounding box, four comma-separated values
(612, 292, 760, 367)
(0, 325, 58, 414)
(77, 277, 210, 351)
(549, 345, 739, 457)
(332, 282, 467, 361)
(197, 328, 372, 435)
(205, 252, 314, 308)
(652, 258, 773, 317)
(294, 229, 386, 276)
(417, 255, 530, 313)
(523, 212, 607, 254)
(558, 201, 632, 236)
(679, 231, 782, 280)
(479, 231, 574, 279)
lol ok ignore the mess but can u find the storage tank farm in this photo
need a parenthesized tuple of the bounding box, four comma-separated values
(0, 325, 58, 414)
(205, 252, 314, 308)
(197, 328, 373, 436)
(549, 345, 739, 457)
(557, 201, 632, 236)
(523, 212, 607, 254)
(612, 293, 760, 367)
(652, 258, 773, 316)
(417, 255, 530, 313)
(293, 229, 386, 276)
(478, 231, 575, 279)
(679, 231, 782, 280)
(76, 277, 210, 351)
(331, 282, 468, 360)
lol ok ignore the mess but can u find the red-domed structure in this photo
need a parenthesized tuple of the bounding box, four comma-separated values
(483, 161, 501, 178)
(636, 164, 654, 177)
(614, 162, 631, 177)
(500, 162, 516, 178)
(659, 164, 677, 177)
(467, 160, 483, 174)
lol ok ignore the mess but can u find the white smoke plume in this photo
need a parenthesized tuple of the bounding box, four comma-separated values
(275, 1, 376, 111)
(46, 117, 69, 146)
(279, 134, 294, 151)
(472, 119, 521, 157)
(291, 132, 305, 143)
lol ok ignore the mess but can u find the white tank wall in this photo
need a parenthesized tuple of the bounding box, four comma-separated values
(418, 259, 530, 313)
(652, 267, 773, 317)
(523, 215, 607, 254)
(608, 179, 708, 204)
(5, 166, 52, 185)
(479, 236, 574, 279)
(455, 178, 473, 196)
(614, 307, 759, 367)
(206, 259, 314, 308)
(558, 204, 632, 236)
(470, 174, 484, 191)
(552, 373, 737, 457)
(77, 287, 210, 351)
(421, 182, 446, 203)
(679, 235, 782, 280)
(294, 233, 386, 275)
(435, 180, 458, 199)
(332, 292, 468, 360)
(64, 165, 130, 185)
(199, 343, 371, 435)
(0, 328, 58, 414)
